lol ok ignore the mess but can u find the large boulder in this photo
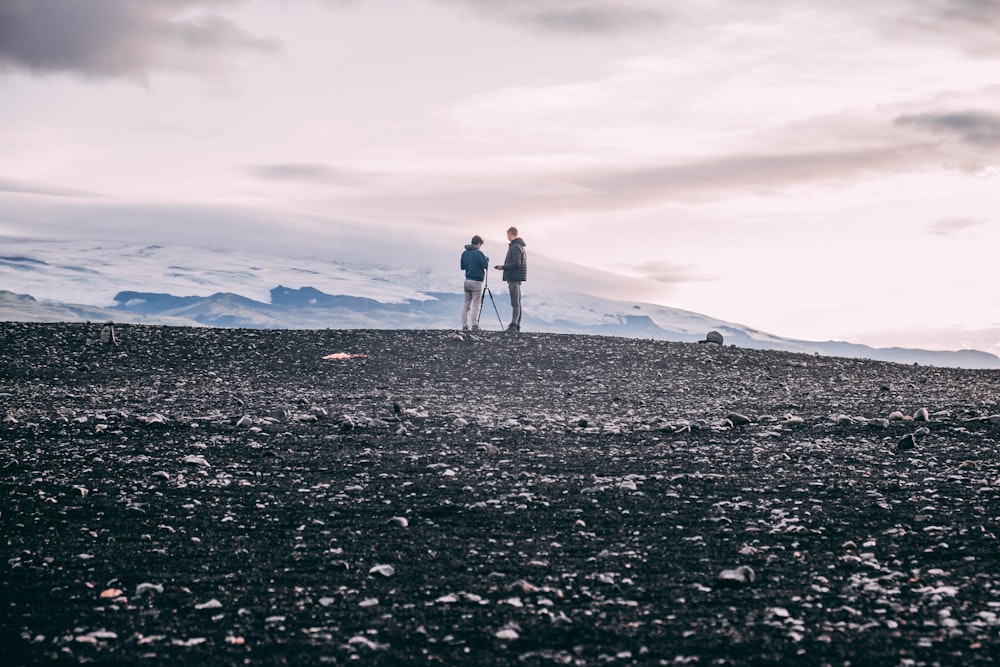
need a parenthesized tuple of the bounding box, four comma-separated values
(702, 330, 724, 345)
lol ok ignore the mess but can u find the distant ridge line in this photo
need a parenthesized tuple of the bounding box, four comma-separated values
(0, 286, 997, 369)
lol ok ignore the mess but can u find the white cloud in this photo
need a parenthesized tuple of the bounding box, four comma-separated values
(929, 216, 988, 236)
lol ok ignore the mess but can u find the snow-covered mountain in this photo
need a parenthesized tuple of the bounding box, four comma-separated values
(2, 236, 998, 369)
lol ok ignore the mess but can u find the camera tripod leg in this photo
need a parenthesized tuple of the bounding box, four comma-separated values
(485, 287, 503, 330)
(477, 266, 505, 331)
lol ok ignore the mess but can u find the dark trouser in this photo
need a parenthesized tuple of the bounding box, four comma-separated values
(507, 281, 522, 330)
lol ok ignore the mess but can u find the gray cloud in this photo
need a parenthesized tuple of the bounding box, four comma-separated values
(674, 1, 1000, 56)
(895, 111, 1000, 147)
(568, 144, 932, 204)
(436, 0, 668, 34)
(929, 217, 987, 236)
(249, 164, 371, 185)
(621, 260, 703, 286)
(901, 0, 1000, 32)
(443, 1, 1000, 47)
(311, 140, 944, 225)
(0, 177, 99, 198)
(846, 0, 1000, 55)
(0, 0, 278, 80)
(937, 0, 1000, 23)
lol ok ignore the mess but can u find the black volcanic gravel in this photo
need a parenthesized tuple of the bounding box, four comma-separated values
(3, 322, 1000, 666)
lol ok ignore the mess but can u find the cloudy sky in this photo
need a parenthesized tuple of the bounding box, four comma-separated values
(2, 0, 1000, 352)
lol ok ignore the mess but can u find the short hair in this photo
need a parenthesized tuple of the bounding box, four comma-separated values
(471, 235, 483, 245)
(506, 226, 518, 237)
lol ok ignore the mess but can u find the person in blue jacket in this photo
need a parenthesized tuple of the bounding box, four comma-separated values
(460, 235, 489, 331)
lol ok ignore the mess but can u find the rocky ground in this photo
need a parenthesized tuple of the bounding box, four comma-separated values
(2, 321, 1000, 666)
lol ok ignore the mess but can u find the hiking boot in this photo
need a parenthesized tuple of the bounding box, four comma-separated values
(472, 325, 480, 331)
(462, 325, 469, 331)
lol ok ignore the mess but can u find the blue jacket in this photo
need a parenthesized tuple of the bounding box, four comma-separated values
(461, 245, 489, 281)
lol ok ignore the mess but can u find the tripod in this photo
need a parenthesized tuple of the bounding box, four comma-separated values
(479, 262, 504, 330)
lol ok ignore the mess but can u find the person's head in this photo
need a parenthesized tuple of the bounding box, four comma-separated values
(471, 234, 483, 247)
(506, 226, 518, 241)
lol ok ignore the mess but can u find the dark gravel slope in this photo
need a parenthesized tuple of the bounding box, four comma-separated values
(3, 322, 1000, 666)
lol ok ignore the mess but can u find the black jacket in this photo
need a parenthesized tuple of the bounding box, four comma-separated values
(501, 238, 527, 283)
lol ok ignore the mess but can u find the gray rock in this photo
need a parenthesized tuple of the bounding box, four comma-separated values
(194, 598, 223, 610)
(135, 582, 164, 597)
(897, 433, 917, 450)
(99, 322, 117, 345)
(727, 412, 752, 426)
(704, 331, 724, 345)
(141, 413, 168, 425)
(369, 564, 395, 577)
(717, 565, 755, 587)
(913, 407, 930, 422)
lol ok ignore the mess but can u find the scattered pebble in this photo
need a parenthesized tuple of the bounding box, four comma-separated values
(195, 599, 223, 610)
(135, 583, 164, 597)
(717, 566, 755, 587)
(5, 324, 1000, 664)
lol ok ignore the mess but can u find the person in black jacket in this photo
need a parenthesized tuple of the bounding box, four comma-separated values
(460, 235, 489, 330)
(494, 226, 527, 333)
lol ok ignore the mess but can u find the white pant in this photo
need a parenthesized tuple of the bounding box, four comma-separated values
(462, 279, 484, 328)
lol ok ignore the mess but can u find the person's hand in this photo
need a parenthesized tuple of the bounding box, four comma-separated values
(494, 265, 503, 270)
